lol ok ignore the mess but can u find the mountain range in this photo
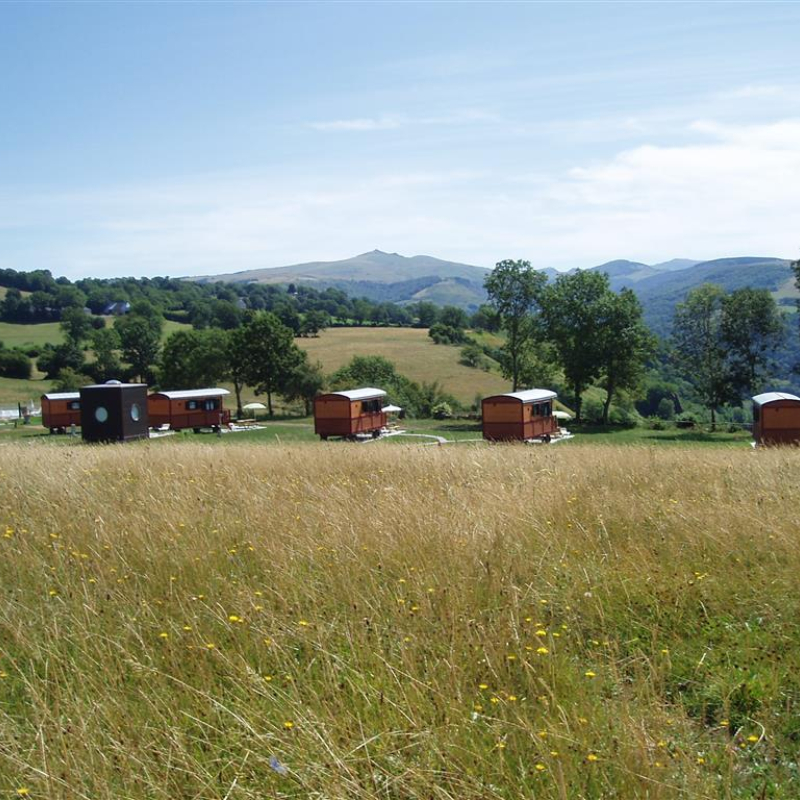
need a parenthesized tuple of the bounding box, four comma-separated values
(192, 250, 796, 336)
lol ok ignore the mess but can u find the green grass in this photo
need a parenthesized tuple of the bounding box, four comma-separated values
(0, 321, 64, 349)
(0, 377, 53, 406)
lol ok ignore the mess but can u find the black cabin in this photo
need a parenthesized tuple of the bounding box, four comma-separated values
(80, 382, 149, 443)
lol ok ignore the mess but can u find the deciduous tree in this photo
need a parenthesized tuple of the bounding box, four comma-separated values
(720, 287, 784, 395)
(539, 270, 609, 422)
(597, 288, 655, 425)
(239, 312, 304, 416)
(484, 259, 546, 391)
(672, 284, 737, 430)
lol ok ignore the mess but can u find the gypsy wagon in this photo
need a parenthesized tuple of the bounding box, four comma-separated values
(314, 388, 387, 440)
(482, 389, 559, 442)
(41, 392, 81, 433)
(752, 392, 800, 446)
(147, 388, 231, 432)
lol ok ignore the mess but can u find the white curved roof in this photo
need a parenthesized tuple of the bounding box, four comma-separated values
(154, 388, 230, 399)
(487, 389, 557, 403)
(42, 392, 80, 401)
(328, 388, 386, 401)
(752, 392, 800, 405)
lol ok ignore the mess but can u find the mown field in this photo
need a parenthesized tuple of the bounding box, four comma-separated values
(299, 327, 508, 404)
(0, 442, 797, 798)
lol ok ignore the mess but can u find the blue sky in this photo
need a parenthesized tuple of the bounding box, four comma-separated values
(1, 1, 799, 279)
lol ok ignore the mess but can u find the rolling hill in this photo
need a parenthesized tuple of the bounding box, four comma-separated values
(193, 250, 492, 310)
(190, 250, 796, 329)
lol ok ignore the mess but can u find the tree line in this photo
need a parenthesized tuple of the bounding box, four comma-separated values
(483, 259, 789, 426)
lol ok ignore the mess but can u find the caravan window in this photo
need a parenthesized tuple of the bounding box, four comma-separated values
(203, 399, 220, 411)
(67, 401, 81, 411)
(362, 398, 381, 414)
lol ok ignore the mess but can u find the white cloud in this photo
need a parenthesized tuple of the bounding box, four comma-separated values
(307, 108, 499, 133)
(2, 117, 799, 278)
(308, 116, 403, 132)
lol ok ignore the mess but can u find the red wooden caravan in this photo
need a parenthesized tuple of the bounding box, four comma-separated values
(482, 389, 559, 442)
(752, 392, 800, 446)
(314, 388, 387, 440)
(147, 388, 231, 432)
(41, 392, 82, 433)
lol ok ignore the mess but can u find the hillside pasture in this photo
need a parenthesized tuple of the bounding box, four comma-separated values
(0, 443, 798, 798)
(299, 327, 509, 404)
(0, 320, 64, 349)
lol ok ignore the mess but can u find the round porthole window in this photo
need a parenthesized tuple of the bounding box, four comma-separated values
(130, 403, 140, 422)
(95, 406, 108, 423)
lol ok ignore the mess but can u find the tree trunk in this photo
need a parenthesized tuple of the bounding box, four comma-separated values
(710, 406, 716, 432)
(233, 380, 244, 418)
(602, 388, 613, 426)
(574, 384, 582, 423)
(267, 391, 274, 417)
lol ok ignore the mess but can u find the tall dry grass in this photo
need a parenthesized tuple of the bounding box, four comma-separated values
(1, 441, 799, 798)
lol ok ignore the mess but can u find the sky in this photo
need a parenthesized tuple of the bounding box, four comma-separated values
(1, 1, 799, 280)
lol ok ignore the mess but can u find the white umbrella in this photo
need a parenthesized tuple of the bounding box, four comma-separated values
(243, 402, 267, 410)
(553, 410, 572, 420)
(382, 405, 402, 413)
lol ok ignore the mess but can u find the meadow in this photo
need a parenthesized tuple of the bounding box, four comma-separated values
(298, 327, 508, 404)
(0, 441, 797, 799)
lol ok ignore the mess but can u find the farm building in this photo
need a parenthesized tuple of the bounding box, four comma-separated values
(482, 389, 559, 442)
(147, 388, 231, 432)
(314, 388, 387, 440)
(80, 382, 149, 443)
(41, 392, 81, 433)
(752, 392, 800, 446)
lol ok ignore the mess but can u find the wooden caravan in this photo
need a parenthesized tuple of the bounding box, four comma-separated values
(147, 388, 231, 432)
(482, 389, 559, 442)
(314, 388, 387, 440)
(41, 392, 81, 433)
(752, 392, 800, 446)
(80, 382, 149, 443)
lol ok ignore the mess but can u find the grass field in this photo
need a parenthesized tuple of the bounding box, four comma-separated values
(0, 442, 797, 798)
(299, 328, 509, 404)
(0, 321, 64, 349)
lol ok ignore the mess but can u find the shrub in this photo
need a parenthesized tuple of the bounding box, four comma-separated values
(431, 402, 454, 420)
(609, 406, 639, 428)
(428, 323, 468, 345)
(656, 397, 675, 420)
(0, 348, 32, 379)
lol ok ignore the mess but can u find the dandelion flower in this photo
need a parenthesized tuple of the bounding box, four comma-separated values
(537, 646, 549, 655)
(585, 670, 596, 678)
(696, 756, 705, 764)
(478, 683, 489, 690)
(16, 789, 30, 797)
(283, 720, 294, 729)
(535, 629, 547, 637)
(298, 620, 309, 626)
(747, 735, 759, 743)
(159, 632, 169, 639)
(587, 753, 599, 762)
(535, 763, 546, 772)
(205, 643, 216, 650)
